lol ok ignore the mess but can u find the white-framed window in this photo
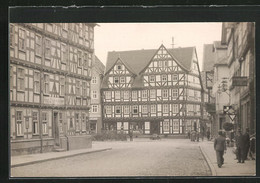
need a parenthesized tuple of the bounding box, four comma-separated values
(34, 71, 40, 94)
(124, 105, 130, 114)
(42, 112, 48, 135)
(163, 104, 169, 113)
(59, 113, 63, 133)
(75, 113, 80, 131)
(162, 89, 168, 98)
(18, 28, 26, 51)
(173, 104, 178, 113)
(78, 51, 82, 67)
(92, 105, 98, 113)
(61, 44, 67, 64)
(142, 90, 147, 98)
(92, 90, 97, 99)
(105, 106, 112, 114)
(35, 35, 42, 56)
(115, 106, 121, 114)
(81, 113, 86, 132)
(105, 91, 111, 99)
(172, 74, 178, 81)
(173, 119, 179, 131)
(60, 77, 65, 96)
(162, 75, 167, 81)
(150, 89, 156, 98)
(92, 76, 97, 84)
(142, 105, 148, 113)
(16, 111, 23, 136)
(172, 89, 178, 98)
(117, 65, 122, 70)
(76, 80, 81, 96)
(10, 24, 15, 47)
(114, 77, 119, 84)
(163, 120, 169, 132)
(150, 75, 155, 82)
(44, 38, 51, 59)
(32, 112, 39, 135)
(132, 91, 137, 99)
(120, 77, 125, 83)
(43, 74, 50, 95)
(123, 91, 129, 99)
(133, 105, 138, 114)
(115, 91, 120, 99)
(150, 105, 156, 113)
(17, 68, 25, 91)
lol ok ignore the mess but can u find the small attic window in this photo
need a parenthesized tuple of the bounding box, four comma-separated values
(117, 65, 122, 70)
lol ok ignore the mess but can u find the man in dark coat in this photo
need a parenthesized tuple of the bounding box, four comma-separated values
(214, 131, 227, 168)
(207, 130, 210, 141)
(243, 128, 250, 160)
(236, 129, 245, 163)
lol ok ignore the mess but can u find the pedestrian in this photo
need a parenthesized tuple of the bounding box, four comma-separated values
(214, 131, 227, 168)
(243, 128, 250, 160)
(201, 131, 204, 141)
(235, 128, 245, 163)
(129, 129, 133, 141)
(187, 130, 191, 139)
(196, 131, 200, 142)
(249, 133, 255, 160)
(207, 129, 210, 141)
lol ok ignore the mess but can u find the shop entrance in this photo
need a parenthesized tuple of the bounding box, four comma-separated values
(150, 121, 159, 135)
(53, 112, 59, 146)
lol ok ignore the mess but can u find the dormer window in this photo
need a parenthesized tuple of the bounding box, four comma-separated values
(117, 65, 121, 70)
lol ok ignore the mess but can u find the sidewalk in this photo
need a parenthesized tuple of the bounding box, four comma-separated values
(199, 140, 256, 176)
(11, 143, 112, 168)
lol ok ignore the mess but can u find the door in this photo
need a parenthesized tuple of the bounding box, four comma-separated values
(53, 112, 59, 146)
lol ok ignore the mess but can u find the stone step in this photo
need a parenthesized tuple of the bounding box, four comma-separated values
(53, 148, 67, 152)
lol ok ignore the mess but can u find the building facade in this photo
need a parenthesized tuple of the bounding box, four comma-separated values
(101, 45, 203, 135)
(9, 23, 95, 155)
(89, 56, 105, 133)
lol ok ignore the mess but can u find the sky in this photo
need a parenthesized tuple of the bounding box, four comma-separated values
(94, 23, 222, 69)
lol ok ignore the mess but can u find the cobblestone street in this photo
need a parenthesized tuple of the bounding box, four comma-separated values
(11, 139, 211, 177)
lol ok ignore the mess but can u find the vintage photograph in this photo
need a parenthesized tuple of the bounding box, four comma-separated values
(9, 22, 255, 177)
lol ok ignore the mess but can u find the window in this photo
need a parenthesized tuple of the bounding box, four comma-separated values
(78, 51, 82, 67)
(133, 105, 138, 114)
(34, 72, 40, 93)
(132, 91, 137, 99)
(10, 66, 13, 90)
(172, 89, 178, 98)
(92, 76, 97, 84)
(115, 106, 121, 114)
(69, 117, 73, 129)
(150, 75, 155, 82)
(105, 91, 111, 99)
(158, 61, 162, 67)
(10, 24, 15, 47)
(114, 77, 119, 84)
(150, 105, 156, 113)
(83, 53, 88, 68)
(35, 35, 42, 56)
(42, 112, 48, 134)
(59, 113, 63, 133)
(82, 113, 86, 131)
(32, 112, 39, 135)
(150, 89, 156, 98)
(18, 28, 26, 51)
(92, 90, 97, 99)
(92, 105, 98, 113)
(76, 80, 81, 96)
(124, 106, 129, 114)
(117, 65, 121, 70)
(162, 75, 167, 81)
(164, 61, 168, 67)
(105, 106, 112, 114)
(194, 91, 198, 99)
(60, 77, 65, 96)
(123, 91, 129, 99)
(163, 121, 169, 131)
(163, 104, 169, 113)
(75, 113, 80, 131)
(120, 77, 125, 83)
(173, 104, 178, 113)
(16, 111, 23, 136)
(43, 74, 50, 94)
(142, 90, 147, 98)
(61, 44, 67, 64)
(17, 68, 25, 91)
(115, 91, 120, 99)
(162, 89, 168, 98)
(172, 74, 178, 81)
(45, 39, 51, 58)
(142, 105, 148, 113)
(173, 120, 179, 130)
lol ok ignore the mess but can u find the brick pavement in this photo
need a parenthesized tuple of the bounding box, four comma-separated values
(199, 140, 256, 176)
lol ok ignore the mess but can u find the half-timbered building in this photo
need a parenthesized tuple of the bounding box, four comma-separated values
(9, 23, 95, 155)
(101, 45, 204, 135)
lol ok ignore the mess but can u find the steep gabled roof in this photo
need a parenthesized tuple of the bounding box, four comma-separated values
(202, 44, 215, 71)
(105, 57, 136, 76)
(94, 56, 105, 74)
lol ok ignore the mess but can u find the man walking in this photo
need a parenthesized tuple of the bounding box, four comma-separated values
(214, 131, 226, 168)
(236, 129, 245, 163)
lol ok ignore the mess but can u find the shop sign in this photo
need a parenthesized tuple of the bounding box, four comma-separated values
(44, 97, 64, 105)
(232, 76, 248, 86)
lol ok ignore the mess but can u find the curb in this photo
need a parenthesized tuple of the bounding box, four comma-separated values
(11, 148, 112, 168)
(199, 145, 217, 176)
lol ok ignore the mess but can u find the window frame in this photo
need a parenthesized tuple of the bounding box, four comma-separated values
(32, 111, 39, 135)
(162, 89, 168, 98)
(34, 71, 40, 94)
(92, 76, 97, 84)
(142, 105, 148, 113)
(162, 75, 167, 82)
(114, 77, 119, 84)
(61, 43, 67, 64)
(172, 104, 179, 113)
(44, 38, 51, 59)
(60, 76, 65, 96)
(163, 104, 169, 113)
(142, 90, 147, 98)
(18, 28, 26, 52)
(150, 75, 155, 82)
(124, 105, 130, 114)
(42, 112, 48, 135)
(105, 106, 112, 114)
(35, 34, 42, 57)
(92, 90, 97, 99)
(75, 113, 80, 132)
(92, 105, 98, 113)
(133, 105, 138, 114)
(172, 89, 178, 98)
(16, 111, 23, 136)
(172, 74, 178, 81)
(10, 24, 15, 48)
(150, 105, 156, 113)
(17, 67, 25, 92)
(115, 106, 121, 114)
(43, 74, 50, 95)
(76, 80, 81, 97)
